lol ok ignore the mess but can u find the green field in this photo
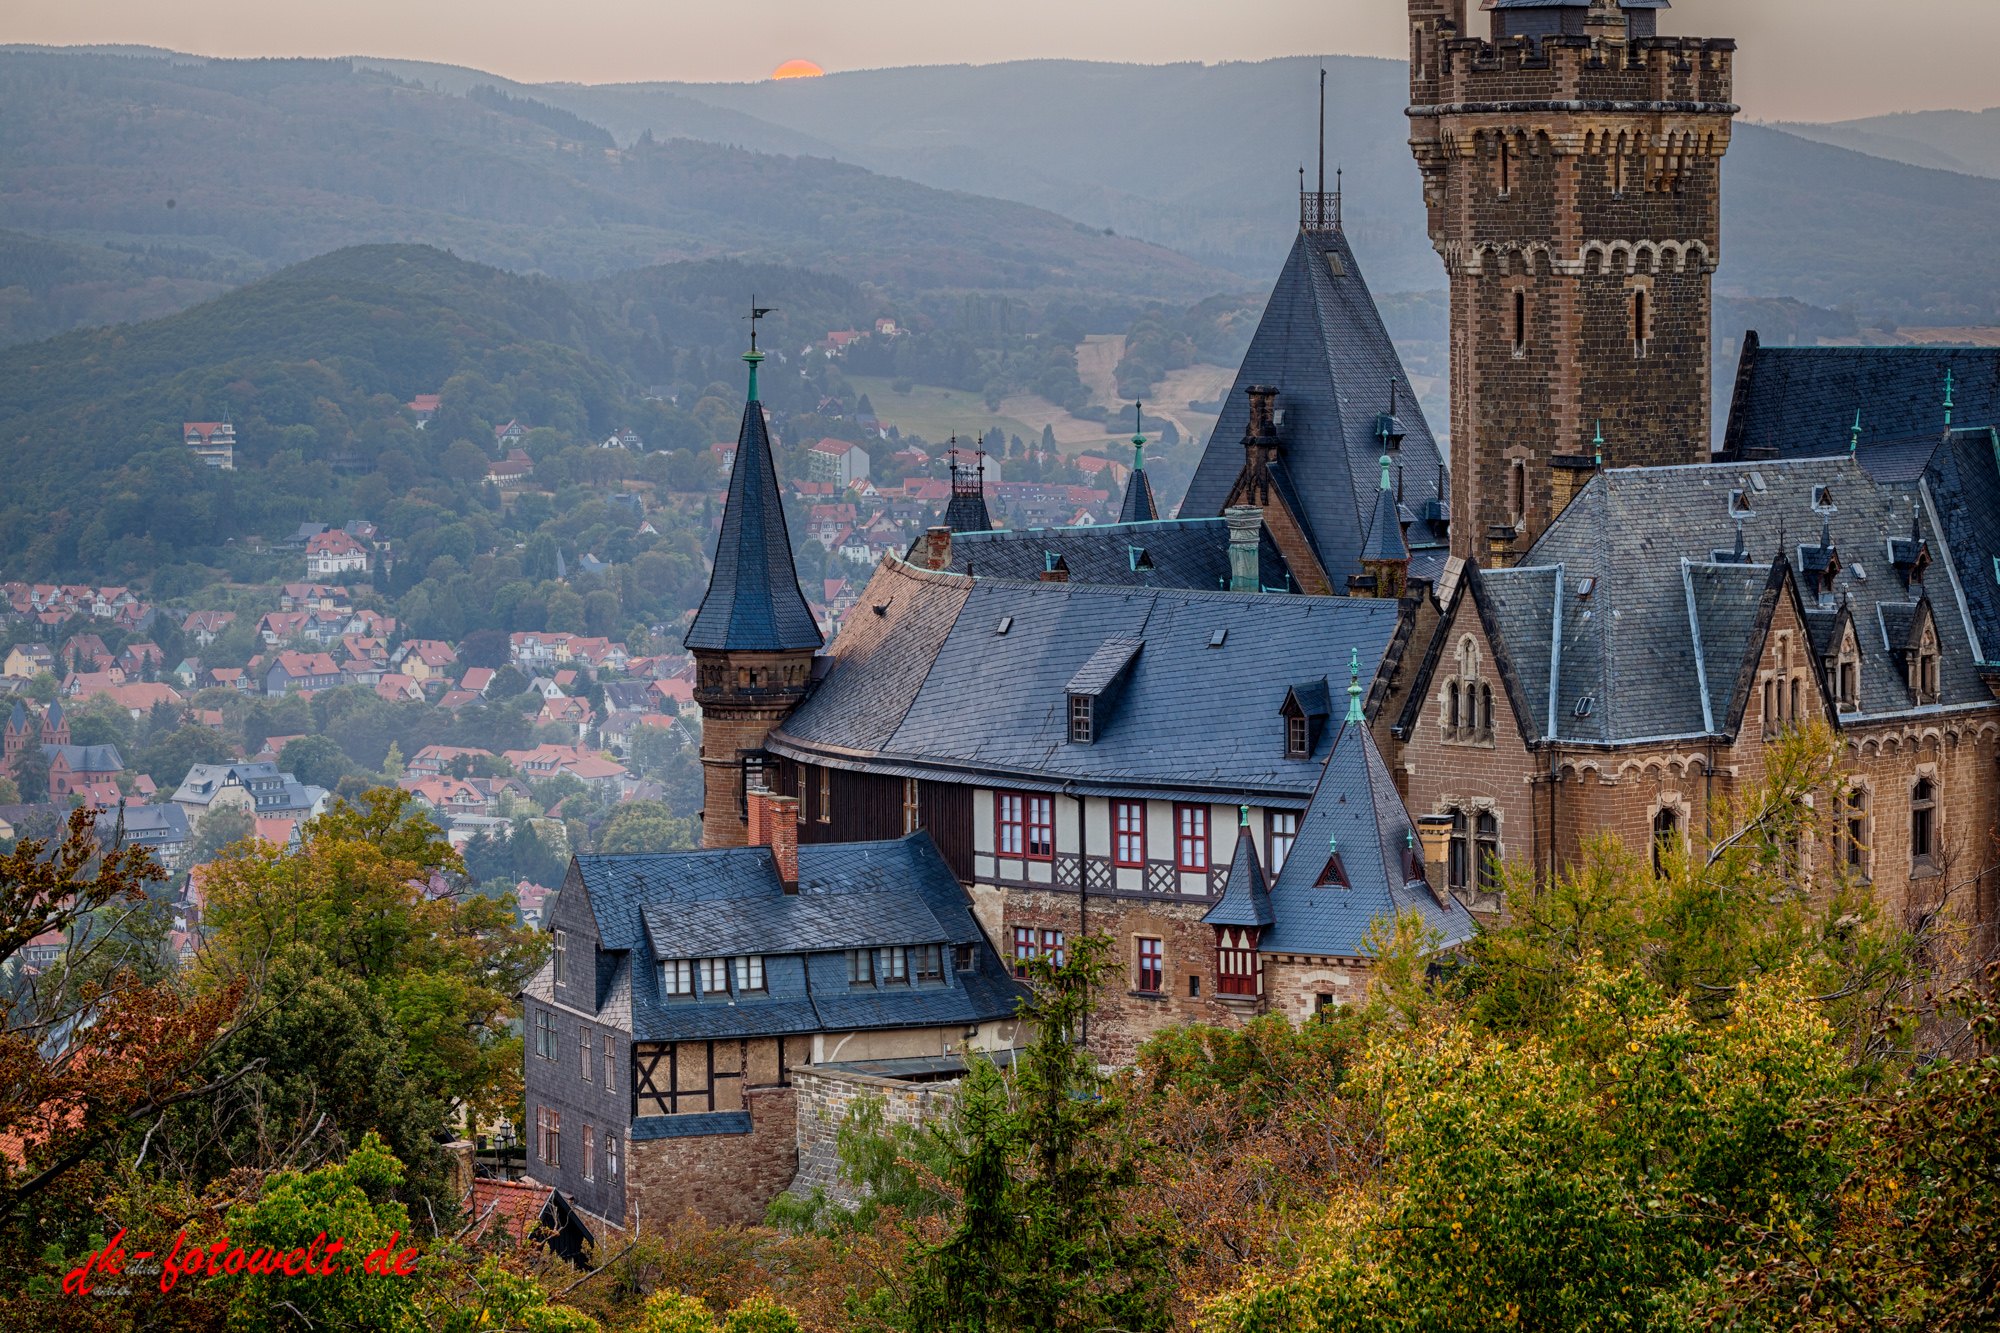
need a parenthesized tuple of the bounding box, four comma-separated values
(844, 376, 1047, 453)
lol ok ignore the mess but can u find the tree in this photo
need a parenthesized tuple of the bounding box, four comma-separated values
(381, 741, 405, 779)
(189, 805, 257, 864)
(24, 672, 57, 704)
(441, 437, 491, 483)
(0, 808, 250, 1218)
(280, 734, 351, 791)
(490, 663, 530, 698)
(909, 934, 1171, 1333)
(134, 723, 233, 790)
(456, 627, 510, 669)
(199, 789, 545, 1123)
(597, 799, 697, 854)
(10, 721, 49, 803)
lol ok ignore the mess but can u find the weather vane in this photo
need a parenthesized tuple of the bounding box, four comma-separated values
(744, 295, 776, 353)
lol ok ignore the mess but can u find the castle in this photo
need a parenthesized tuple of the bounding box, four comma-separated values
(519, 0, 2000, 1230)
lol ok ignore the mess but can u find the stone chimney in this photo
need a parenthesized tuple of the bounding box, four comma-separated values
(919, 526, 952, 571)
(1415, 815, 1456, 903)
(1243, 386, 1280, 456)
(1225, 507, 1263, 592)
(746, 788, 801, 891)
(1038, 552, 1070, 583)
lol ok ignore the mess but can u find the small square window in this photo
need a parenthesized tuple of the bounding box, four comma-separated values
(1069, 694, 1094, 744)
(953, 943, 976, 972)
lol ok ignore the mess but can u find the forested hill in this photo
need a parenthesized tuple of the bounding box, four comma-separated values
(0, 245, 872, 578)
(0, 50, 1235, 333)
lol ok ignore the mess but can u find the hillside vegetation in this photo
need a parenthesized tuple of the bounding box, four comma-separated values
(0, 51, 1234, 316)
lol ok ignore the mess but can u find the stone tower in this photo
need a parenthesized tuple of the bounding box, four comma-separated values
(685, 323, 823, 849)
(1408, 0, 1736, 563)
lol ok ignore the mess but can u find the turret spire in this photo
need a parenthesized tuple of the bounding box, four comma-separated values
(685, 306, 821, 653)
(1117, 402, 1161, 524)
(1346, 646, 1364, 723)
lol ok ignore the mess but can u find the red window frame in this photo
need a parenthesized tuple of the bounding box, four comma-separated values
(1176, 804, 1209, 871)
(1013, 926, 1037, 977)
(1025, 795, 1054, 860)
(1216, 928, 1258, 995)
(1113, 801, 1146, 867)
(1137, 937, 1163, 992)
(997, 793, 1024, 856)
(1041, 929, 1065, 968)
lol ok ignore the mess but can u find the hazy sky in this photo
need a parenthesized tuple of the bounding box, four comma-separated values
(10, 0, 1997, 122)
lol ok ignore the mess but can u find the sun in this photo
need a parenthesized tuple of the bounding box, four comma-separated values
(772, 59, 824, 80)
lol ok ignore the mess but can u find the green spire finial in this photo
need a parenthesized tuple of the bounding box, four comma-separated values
(1851, 409, 1862, 457)
(1593, 420, 1604, 468)
(1347, 646, 1364, 722)
(1380, 454, 1393, 491)
(1945, 369, 1955, 425)
(1329, 834, 1339, 855)
(742, 295, 775, 403)
(1132, 401, 1146, 471)
(1239, 804, 1250, 828)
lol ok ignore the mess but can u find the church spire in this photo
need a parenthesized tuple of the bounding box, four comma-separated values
(1117, 402, 1160, 524)
(684, 309, 822, 653)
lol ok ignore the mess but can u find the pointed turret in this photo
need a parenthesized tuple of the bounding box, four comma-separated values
(1353, 455, 1410, 599)
(942, 438, 992, 534)
(1117, 403, 1160, 524)
(43, 698, 68, 749)
(1204, 807, 1275, 931)
(3, 698, 25, 773)
(688, 302, 824, 848)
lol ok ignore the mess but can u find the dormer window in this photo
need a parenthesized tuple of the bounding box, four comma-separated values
(1287, 715, 1309, 757)
(1068, 695, 1094, 744)
(699, 958, 728, 996)
(1280, 679, 1332, 759)
(661, 960, 692, 996)
(733, 955, 766, 993)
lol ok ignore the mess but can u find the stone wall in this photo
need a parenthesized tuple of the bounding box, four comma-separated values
(624, 1085, 799, 1229)
(787, 1066, 961, 1208)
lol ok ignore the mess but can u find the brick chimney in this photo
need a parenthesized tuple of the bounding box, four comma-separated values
(746, 788, 801, 891)
(919, 526, 952, 570)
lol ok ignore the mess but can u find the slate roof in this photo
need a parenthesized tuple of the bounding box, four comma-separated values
(43, 743, 123, 772)
(548, 834, 1022, 1045)
(1180, 224, 1446, 580)
(932, 518, 1293, 592)
(1118, 459, 1160, 525)
(1921, 427, 2000, 665)
(1261, 720, 1474, 957)
(1204, 815, 1274, 928)
(1721, 337, 1998, 463)
(1469, 450, 1999, 746)
(685, 393, 822, 652)
(769, 554, 1409, 803)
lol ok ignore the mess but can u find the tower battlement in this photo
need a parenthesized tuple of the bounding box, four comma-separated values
(1420, 34, 1733, 110)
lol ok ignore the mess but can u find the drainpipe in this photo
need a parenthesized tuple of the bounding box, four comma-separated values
(1065, 780, 1087, 1048)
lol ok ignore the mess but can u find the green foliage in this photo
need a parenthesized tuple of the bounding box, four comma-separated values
(723, 1294, 803, 1333)
(909, 933, 1170, 1333)
(188, 804, 257, 865)
(596, 798, 697, 854)
(639, 1289, 719, 1333)
(134, 723, 234, 790)
(767, 1092, 958, 1235)
(218, 1130, 420, 1330)
(281, 733, 353, 790)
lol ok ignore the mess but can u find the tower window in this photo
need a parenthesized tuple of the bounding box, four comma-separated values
(1448, 810, 1468, 891)
(1513, 290, 1527, 352)
(1653, 807, 1679, 879)
(1911, 779, 1936, 863)
(1633, 290, 1648, 356)
(1499, 139, 1510, 195)
(1509, 459, 1527, 522)
(1476, 813, 1500, 890)
(1845, 787, 1869, 876)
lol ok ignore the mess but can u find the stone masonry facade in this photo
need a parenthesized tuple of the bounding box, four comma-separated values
(787, 1066, 961, 1207)
(1408, 0, 1735, 561)
(625, 1086, 800, 1230)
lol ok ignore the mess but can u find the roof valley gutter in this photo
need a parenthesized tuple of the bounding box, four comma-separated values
(1920, 477, 1986, 664)
(1547, 565, 1564, 742)
(1683, 559, 1716, 736)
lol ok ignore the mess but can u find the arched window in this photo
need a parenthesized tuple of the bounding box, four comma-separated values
(1790, 678, 1802, 720)
(1447, 680, 1462, 732)
(1845, 787, 1869, 875)
(1653, 807, 1680, 878)
(1508, 459, 1527, 521)
(1911, 779, 1936, 863)
(1448, 810, 1469, 891)
(1479, 683, 1494, 735)
(1476, 813, 1500, 890)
